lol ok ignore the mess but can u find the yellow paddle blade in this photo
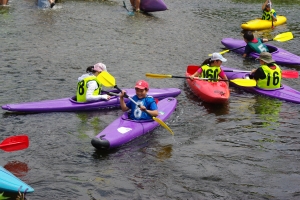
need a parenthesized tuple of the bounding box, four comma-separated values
(273, 32, 293, 42)
(230, 79, 256, 87)
(145, 73, 172, 79)
(208, 49, 230, 56)
(97, 71, 116, 88)
(152, 117, 174, 135)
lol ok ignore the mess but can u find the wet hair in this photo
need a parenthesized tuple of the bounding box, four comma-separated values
(243, 31, 254, 41)
(201, 58, 212, 66)
(86, 66, 95, 73)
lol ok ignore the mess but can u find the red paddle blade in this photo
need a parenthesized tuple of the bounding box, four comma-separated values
(282, 70, 299, 78)
(0, 135, 29, 152)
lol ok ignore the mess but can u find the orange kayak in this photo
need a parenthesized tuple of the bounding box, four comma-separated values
(186, 65, 230, 104)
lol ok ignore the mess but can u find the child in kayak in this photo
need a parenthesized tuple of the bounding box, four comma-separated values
(120, 80, 158, 120)
(189, 53, 229, 86)
(76, 63, 111, 102)
(250, 52, 282, 89)
(243, 31, 269, 58)
(262, 0, 277, 22)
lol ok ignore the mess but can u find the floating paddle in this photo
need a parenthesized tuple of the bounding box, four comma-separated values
(98, 71, 174, 135)
(209, 32, 294, 56)
(223, 69, 298, 79)
(145, 73, 257, 87)
(0, 135, 29, 152)
(123, 1, 134, 16)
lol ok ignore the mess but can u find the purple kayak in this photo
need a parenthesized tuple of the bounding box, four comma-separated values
(222, 66, 300, 104)
(221, 38, 300, 65)
(91, 97, 177, 150)
(1, 88, 180, 113)
(140, 0, 167, 12)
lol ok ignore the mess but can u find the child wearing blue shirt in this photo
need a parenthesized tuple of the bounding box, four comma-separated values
(120, 80, 158, 120)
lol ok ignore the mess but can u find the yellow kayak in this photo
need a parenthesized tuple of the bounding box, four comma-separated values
(241, 15, 287, 30)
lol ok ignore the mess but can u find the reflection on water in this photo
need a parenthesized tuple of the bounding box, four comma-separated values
(253, 95, 282, 128)
(155, 144, 172, 161)
(4, 160, 29, 177)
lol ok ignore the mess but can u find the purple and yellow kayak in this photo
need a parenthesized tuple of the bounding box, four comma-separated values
(222, 66, 300, 104)
(1, 88, 180, 113)
(91, 97, 177, 150)
(221, 38, 300, 65)
(141, 0, 167, 12)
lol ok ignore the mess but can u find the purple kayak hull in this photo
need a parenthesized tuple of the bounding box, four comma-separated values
(221, 38, 300, 65)
(1, 88, 180, 113)
(222, 66, 300, 104)
(140, 0, 167, 12)
(91, 97, 177, 150)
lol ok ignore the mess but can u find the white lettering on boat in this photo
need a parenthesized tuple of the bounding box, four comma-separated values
(117, 127, 132, 134)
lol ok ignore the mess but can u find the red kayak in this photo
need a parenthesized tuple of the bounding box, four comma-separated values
(186, 65, 230, 104)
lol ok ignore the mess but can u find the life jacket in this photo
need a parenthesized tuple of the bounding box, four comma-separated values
(262, 9, 276, 20)
(76, 74, 102, 102)
(128, 95, 157, 120)
(256, 63, 281, 89)
(200, 65, 221, 82)
(248, 39, 269, 53)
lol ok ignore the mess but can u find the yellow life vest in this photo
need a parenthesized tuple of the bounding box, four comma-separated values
(256, 64, 281, 89)
(200, 65, 221, 82)
(76, 75, 102, 102)
(262, 9, 275, 20)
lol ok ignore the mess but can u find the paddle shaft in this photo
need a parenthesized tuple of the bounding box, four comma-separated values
(112, 86, 154, 116)
(123, 1, 134, 15)
(102, 90, 120, 97)
(269, 0, 274, 28)
(223, 69, 298, 79)
(170, 75, 229, 81)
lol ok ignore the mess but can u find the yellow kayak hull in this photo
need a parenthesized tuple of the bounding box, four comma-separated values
(241, 15, 287, 30)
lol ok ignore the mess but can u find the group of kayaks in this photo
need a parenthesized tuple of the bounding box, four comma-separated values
(1, 1, 299, 195)
(0, 0, 171, 195)
(185, 64, 300, 105)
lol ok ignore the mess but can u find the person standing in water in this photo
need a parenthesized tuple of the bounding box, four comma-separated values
(130, 0, 140, 12)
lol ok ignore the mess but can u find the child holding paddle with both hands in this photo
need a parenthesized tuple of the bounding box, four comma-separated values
(119, 80, 158, 120)
(189, 53, 229, 87)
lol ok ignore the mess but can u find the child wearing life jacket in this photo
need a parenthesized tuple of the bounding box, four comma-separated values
(119, 80, 158, 120)
(76, 63, 111, 102)
(250, 52, 282, 90)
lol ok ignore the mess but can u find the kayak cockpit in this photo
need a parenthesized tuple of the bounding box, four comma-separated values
(69, 95, 117, 104)
(121, 112, 154, 122)
(266, 45, 279, 54)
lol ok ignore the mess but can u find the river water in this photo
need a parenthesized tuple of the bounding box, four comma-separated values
(1, 0, 300, 199)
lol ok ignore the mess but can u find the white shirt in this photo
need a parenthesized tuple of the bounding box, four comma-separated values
(78, 73, 109, 102)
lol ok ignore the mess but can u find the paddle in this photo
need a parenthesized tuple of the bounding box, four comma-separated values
(98, 71, 174, 135)
(0, 135, 29, 152)
(269, 0, 274, 29)
(209, 32, 293, 56)
(187, 64, 298, 79)
(123, 1, 134, 16)
(223, 69, 298, 79)
(145, 73, 257, 87)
